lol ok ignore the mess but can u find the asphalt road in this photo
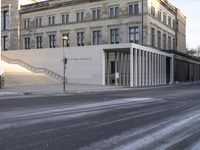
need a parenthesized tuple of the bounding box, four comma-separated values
(1, 84, 200, 150)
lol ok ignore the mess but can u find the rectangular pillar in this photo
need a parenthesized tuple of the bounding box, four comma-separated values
(123, 53, 126, 86)
(134, 49, 138, 86)
(146, 52, 149, 86)
(149, 52, 152, 86)
(159, 55, 162, 85)
(170, 56, 174, 84)
(164, 56, 167, 84)
(138, 49, 142, 86)
(130, 48, 134, 87)
(142, 51, 145, 86)
(126, 54, 130, 86)
(115, 52, 118, 86)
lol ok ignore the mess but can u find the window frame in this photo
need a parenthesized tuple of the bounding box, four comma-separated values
(129, 27, 140, 44)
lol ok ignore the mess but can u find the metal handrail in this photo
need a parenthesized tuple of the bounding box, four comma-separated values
(1, 55, 64, 81)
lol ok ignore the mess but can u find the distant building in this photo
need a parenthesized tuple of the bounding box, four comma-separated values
(1, 0, 42, 51)
(1, 0, 186, 53)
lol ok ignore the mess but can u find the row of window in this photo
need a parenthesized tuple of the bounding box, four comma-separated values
(151, 28, 176, 50)
(151, 6, 176, 30)
(24, 27, 140, 49)
(23, 3, 139, 29)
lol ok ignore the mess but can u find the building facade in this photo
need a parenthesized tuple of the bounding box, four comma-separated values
(1, 0, 42, 51)
(16, 0, 186, 53)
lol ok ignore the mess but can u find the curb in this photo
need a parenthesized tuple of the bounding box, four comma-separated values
(0, 82, 199, 98)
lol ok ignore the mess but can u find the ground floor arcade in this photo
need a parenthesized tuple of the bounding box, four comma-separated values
(104, 44, 174, 87)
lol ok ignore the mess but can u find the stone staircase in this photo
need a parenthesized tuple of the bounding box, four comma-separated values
(1, 55, 64, 81)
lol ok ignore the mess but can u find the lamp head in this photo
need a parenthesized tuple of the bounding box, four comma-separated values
(62, 36, 68, 40)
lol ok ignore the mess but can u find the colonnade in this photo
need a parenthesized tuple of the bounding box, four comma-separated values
(105, 47, 173, 87)
(131, 48, 167, 87)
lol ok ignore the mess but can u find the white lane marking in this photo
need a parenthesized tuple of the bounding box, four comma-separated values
(114, 111, 200, 150)
(0, 97, 161, 130)
(190, 140, 200, 150)
(79, 110, 200, 150)
(0, 97, 160, 119)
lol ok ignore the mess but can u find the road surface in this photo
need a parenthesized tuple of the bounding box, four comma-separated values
(1, 84, 200, 150)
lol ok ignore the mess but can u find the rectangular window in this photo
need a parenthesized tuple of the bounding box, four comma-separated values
(36, 36, 42, 49)
(24, 37, 30, 49)
(129, 27, 139, 44)
(49, 35, 56, 48)
(49, 16, 55, 26)
(110, 7, 119, 17)
(168, 16, 171, 27)
(3, 10, 9, 30)
(168, 36, 171, 50)
(129, 4, 133, 15)
(134, 3, 139, 15)
(110, 29, 119, 44)
(3, 36, 8, 50)
(77, 32, 84, 46)
(158, 10, 161, 20)
(163, 13, 167, 24)
(92, 9, 101, 20)
(24, 19, 30, 29)
(62, 14, 69, 24)
(76, 12, 84, 22)
(173, 38, 176, 50)
(62, 34, 70, 47)
(163, 34, 167, 49)
(151, 6, 155, 16)
(151, 28, 155, 47)
(93, 30, 101, 45)
(173, 20, 176, 30)
(36, 18, 42, 27)
(157, 31, 161, 49)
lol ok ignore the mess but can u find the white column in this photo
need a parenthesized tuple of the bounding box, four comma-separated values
(123, 53, 126, 86)
(126, 54, 130, 86)
(134, 49, 138, 86)
(142, 51, 145, 86)
(146, 52, 149, 86)
(170, 56, 174, 84)
(164, 56, 167, 84)
(157, 54, 160, 85)
(152, 53, 154, 85)
(155, 54, 158, 85)
(153, 53, 155, 85)
(138, 49, 142, 86)
(159, 55, 162, 85)
(149, 52, 152, 86)
(130, 48, 134, 87)
(119, 52, 121, 86)
(115, 52, 118, 86)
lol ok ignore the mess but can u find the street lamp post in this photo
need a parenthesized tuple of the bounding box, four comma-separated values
(62, 36, 68, 92)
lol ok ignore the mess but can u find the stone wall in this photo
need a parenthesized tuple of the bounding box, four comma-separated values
(2, 45, 105, 85)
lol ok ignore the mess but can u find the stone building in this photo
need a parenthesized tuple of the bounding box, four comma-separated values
(2, 0, 197, 87)
(1, 0, 42, 51)
(18, 0, 186, 53)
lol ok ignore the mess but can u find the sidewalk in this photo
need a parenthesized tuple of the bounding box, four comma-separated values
(1, 82, 199, 97)
(0, 83, 128, 96)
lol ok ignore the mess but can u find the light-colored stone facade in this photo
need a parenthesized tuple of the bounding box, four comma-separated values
(1, 0, 42, 51)
(18, 0, 186, 53)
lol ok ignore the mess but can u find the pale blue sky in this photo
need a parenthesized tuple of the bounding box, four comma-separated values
(169, 0, 200, 48)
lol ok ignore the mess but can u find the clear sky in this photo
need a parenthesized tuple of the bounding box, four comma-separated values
(169, 0, 200, 49)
